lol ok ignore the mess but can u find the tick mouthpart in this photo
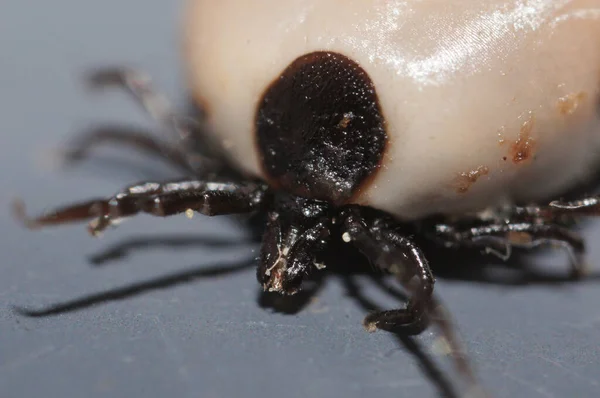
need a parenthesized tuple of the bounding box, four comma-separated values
(262, 244, 300, 295)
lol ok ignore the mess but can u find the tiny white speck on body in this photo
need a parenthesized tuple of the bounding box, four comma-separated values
(342, 232, 352, 243)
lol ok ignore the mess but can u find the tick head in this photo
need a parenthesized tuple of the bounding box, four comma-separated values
(257, 196, 331, 295)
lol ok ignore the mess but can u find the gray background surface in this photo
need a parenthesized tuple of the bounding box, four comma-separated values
(1, 1, 600, 397)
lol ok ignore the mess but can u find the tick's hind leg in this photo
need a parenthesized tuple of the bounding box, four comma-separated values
(431, 215, 586, 278)
(14, 180, 269, 236)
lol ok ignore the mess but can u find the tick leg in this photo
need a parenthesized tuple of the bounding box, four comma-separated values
(87, 67, 195, 142)
(549, 196, 600, 215)
(340, 206, 434, 333)
(86, 68, 226, 172)
(433, 221, 586, 278)
(338, 209, 487, 394)
(14, 180, 268, 236)
(63, 126, 199, 174)
(508, 196, 600, 225)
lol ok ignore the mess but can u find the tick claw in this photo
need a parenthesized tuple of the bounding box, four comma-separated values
(11, 199, 40, 230)
(362, 317, 378, 333)
(87, 216, 109, 237)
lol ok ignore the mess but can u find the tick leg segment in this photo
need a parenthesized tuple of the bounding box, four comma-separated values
(549, 196, 600, 215)
(433, 221, 586, 278)
(338, 208, 484, 391)
(340, 206, 435, 333)
(88, 67, 195, 143)
(86, 68, 225, 173)
(14, 180, 269, 236)
(63, 126, 198, 174)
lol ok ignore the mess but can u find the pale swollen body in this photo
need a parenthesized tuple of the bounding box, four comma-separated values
(184, 0, 600, 220)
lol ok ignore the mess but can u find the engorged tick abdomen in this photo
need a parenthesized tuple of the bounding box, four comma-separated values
(256, 52, 386, 204)
(184, 0, 600, 220)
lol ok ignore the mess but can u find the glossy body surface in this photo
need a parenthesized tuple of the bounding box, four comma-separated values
(184, 0, 600, 220)
(4, 1, 600, 398)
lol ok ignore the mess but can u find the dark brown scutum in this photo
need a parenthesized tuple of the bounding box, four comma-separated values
(256, 51, 387, 204)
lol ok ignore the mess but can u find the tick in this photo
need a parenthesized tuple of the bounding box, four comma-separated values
(13, 1, 600, 393)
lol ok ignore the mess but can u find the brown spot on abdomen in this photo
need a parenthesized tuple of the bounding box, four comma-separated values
(557, 92, 587, 116)
(510, 113, 536, 164)
(453, 166, 489, 194)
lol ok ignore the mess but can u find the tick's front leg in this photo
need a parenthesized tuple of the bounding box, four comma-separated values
(13, 180, 269, 236)
(338, 206, 482, 392)
(339, 206, 434, 333)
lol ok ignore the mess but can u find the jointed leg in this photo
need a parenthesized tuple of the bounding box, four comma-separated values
(339, 206, 434, 333)
(87, 68, 196, 143)
(85, 67, 225, 173)
(550, 196, 600, 215)
(339, 206, 482, 391)
(63, 126, 199, 174)
(432, 220, 586, 278)
(14, 180, 269, 236)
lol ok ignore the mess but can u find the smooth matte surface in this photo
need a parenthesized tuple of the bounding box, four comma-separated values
(1, 2, 600, 397)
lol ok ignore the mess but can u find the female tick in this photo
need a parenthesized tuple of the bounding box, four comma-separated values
(14, 0, 600, 391)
